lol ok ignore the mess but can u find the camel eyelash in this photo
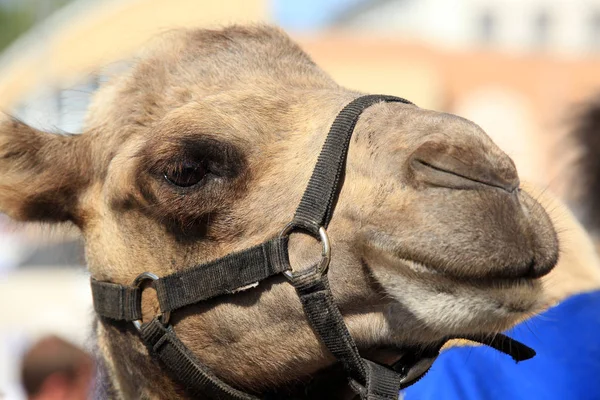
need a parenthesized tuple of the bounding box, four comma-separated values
(144, 137, 246, 180)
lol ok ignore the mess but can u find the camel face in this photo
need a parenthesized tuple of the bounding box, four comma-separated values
(0, 26, 558, 394)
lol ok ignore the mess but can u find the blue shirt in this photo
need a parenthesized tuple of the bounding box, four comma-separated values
(403, 291, 600, 400)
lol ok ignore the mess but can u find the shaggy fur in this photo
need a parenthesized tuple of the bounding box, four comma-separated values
(0, 25, 562, 399)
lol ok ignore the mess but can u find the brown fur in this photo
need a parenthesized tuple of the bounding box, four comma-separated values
(0, 115, 91, 223)
(0, 25, 563, 399)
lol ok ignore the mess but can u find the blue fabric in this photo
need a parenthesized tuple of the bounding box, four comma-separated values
(403, 291, 600, 400)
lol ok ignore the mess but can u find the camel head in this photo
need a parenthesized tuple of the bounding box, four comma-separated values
(0, 26, 558, 398)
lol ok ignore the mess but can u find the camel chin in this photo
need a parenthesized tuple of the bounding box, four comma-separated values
(371, 253, 542, 341)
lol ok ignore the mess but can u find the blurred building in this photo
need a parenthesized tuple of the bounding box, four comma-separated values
(279, 0, 600, 55)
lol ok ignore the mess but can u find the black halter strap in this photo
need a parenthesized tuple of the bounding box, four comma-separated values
(91, 95, 535, 399)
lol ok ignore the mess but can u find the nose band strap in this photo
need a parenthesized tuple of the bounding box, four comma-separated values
(292, 94, 411, 236)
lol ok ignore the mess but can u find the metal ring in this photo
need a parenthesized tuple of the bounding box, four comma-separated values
(279, 223, 331, 280)
(132, 272, 171, 331)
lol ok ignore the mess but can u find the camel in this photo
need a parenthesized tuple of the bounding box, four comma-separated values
(0, 25, 562, 399)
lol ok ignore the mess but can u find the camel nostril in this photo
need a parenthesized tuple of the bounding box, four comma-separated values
(411, 141, 519, 192)
(412, 159, 519, 192)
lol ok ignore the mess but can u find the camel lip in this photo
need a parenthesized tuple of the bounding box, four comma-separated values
(396, 257, 540, 289)
(366, 240, 542, 285)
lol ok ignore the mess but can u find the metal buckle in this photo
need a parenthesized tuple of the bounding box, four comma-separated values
(132, 272, 171, 332)
(279, 223, 331, 280)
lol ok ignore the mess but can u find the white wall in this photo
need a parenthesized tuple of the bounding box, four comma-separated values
(337, 0, 600, 54)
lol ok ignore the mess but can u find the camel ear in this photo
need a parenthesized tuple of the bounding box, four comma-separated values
(0, 115, 90, 223)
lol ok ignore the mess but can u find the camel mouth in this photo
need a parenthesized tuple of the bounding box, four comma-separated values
(398, 257, 541, 289)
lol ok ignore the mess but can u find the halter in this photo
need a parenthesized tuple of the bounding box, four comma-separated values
(91, 95, 535, 399)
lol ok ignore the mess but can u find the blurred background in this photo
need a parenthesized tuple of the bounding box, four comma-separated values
(1, 0, 600, 398)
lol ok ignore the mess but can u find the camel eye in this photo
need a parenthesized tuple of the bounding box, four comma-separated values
(164, 162, 207, 187)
